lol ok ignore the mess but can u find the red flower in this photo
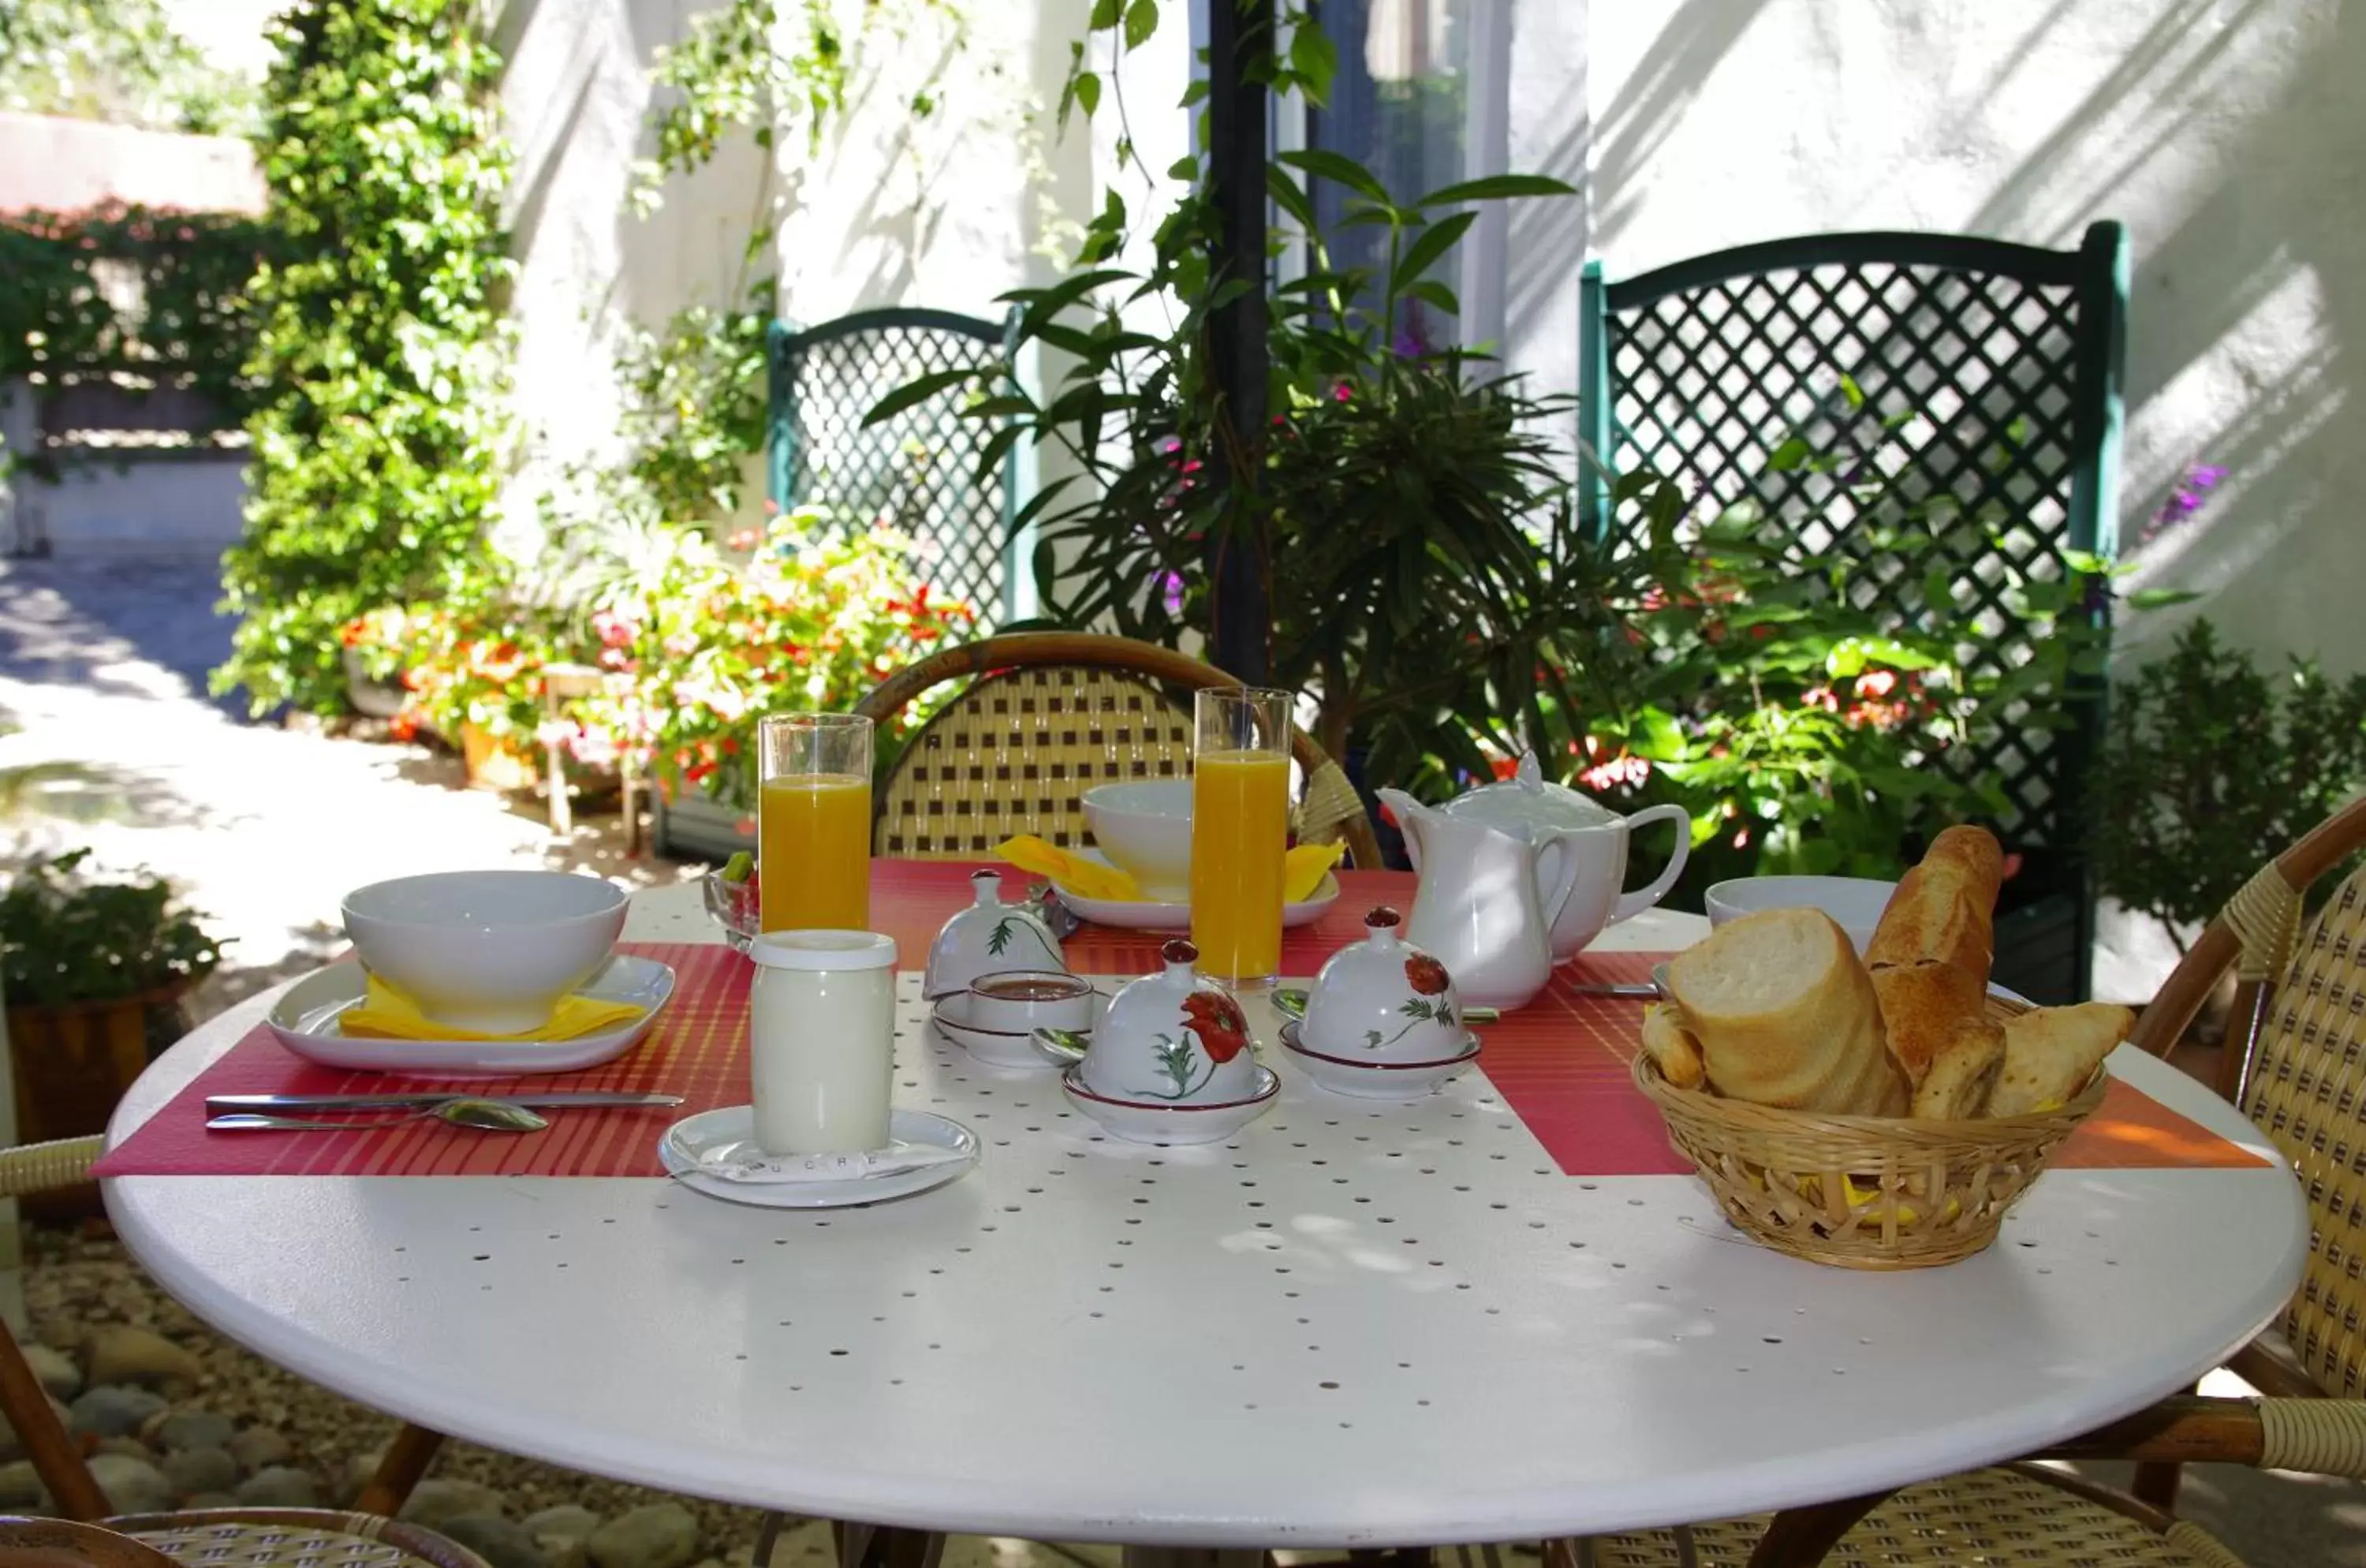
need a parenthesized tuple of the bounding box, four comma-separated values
(1405, 954, 1450, 996)
(1181, 991, 1250, 1064)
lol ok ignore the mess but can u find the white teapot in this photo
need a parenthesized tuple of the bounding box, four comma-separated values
(1384, 753, 1691, 967)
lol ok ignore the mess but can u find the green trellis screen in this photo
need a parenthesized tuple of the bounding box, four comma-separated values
(1578, 223, 2129, 999)
(767, 308, 1023, 624)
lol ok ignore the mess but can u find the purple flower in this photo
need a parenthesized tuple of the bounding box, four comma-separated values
(2144, 461, 2230, 542)
(1158, 570, 1186, 616)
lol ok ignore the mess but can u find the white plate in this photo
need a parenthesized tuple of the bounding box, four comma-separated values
(1051, 848, 1339, 932)
(929, 987, 1110, 1069)
(265, 955, 675, 1077)
(658, 1107, 980, 1209)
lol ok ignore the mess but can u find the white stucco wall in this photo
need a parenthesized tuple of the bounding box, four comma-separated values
(1582, 0, 2362, 678)
(500, 0, 1096, 524)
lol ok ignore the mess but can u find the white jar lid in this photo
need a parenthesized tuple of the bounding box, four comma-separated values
(747, 931, 898, 970)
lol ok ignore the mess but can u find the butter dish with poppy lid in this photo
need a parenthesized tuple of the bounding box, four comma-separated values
(1064, 939, 1278, 1144)
(1301, 906, 1466, 1062)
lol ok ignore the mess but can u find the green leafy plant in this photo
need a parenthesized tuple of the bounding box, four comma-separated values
(612, 280, 776, 523)
(0, 202, 285, 466)
(0, 849, 225, 1007)
(0, 0, 259, 133)
(213, 0, 514, 717)
(2090, 618, 2366, 946)
(875, 2, 1599, 782)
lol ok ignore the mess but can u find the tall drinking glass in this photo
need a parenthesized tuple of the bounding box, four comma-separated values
(758, 713, 872, 933)
(1190, 688, 1294, 986)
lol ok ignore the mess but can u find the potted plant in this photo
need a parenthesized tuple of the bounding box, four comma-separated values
(2, 849, 224, 1212)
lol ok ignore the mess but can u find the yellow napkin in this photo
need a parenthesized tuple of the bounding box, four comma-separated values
(998, 835, 1344, 904)
(1284, 842, 1346, 902)
(997, 835, 1142, 901)
(341, 976, 645, 1042)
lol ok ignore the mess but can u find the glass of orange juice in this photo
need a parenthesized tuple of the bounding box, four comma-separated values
(1189, 687, 1293, 986)
(757, 713, 872, 933)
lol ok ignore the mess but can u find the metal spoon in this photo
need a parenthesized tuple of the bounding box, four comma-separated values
(207, 1097, 550, 1133)
(1270, 987, 1500, 1024)
(1030, 1026, 1090, 1066)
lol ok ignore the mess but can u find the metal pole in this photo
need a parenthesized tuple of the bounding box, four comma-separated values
(1204, 0, 1272, 685)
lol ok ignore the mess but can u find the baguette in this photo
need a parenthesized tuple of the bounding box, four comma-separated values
(1869, 960, 1988, 1088)
(1864, 825, 2004, 979)
(1989, 1002, 2133, 1116)
(1663, 908, 1909, 1115)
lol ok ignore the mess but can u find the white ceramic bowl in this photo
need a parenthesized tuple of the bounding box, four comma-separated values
(1082, 780, 1193, 898)
(341, 870, 628, 1033)
(1704, 875, 1896, 954)
(1061, 1064, 1279, 1144)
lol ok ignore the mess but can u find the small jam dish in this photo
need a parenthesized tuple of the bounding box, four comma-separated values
(1279, 1019, 1480, 1101)
(1705, 875, 1895, 954)
(1300, 906, 1467, 1062)
(924, 868, 1069, 999)
(966, 970, 1095, 1033)
(1061, 1062, 1280, 1145)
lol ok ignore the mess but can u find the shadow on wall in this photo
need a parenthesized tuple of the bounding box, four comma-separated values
(1585, 0, 1770, 257)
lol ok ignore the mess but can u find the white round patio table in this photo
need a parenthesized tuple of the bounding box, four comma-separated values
(106, 887, 2307, 1550)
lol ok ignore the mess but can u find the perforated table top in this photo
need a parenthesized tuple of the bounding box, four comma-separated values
(106, 886, 2305, 1547)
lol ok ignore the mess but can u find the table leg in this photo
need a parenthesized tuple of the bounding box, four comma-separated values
(1121, 1550, 1266, 1568)
(831, 1521, 943, 1568)
(353, 1421, 446, 1516)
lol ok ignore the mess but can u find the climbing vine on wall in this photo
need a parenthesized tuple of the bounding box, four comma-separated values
(212, 0, 514, 716)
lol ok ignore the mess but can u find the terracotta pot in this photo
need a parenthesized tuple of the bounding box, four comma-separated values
(460, 722, 539, 792)
(6, 984, 185, 1222)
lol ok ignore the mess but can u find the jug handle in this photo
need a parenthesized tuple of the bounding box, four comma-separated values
(1611, 805, 1692, 924)
(1536, 831, 1586, 929)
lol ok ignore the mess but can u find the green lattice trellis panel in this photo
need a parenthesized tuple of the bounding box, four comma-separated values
(767, 308, 1021, 624)
(1578, 225, 2129, 864)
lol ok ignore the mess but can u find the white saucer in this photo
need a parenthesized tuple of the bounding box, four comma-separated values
(265, 955, 676, 1077)
(658, 1107, 980, 1209)
(1060, 1063, 1280, 1144)
(1052, 848, 1339, 932)
(929, 987, 1109, 1069)
(1278, 1021, 1481, 1101)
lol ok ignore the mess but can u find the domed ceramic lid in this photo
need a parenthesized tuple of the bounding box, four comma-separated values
(1435, 752, 1621, 836)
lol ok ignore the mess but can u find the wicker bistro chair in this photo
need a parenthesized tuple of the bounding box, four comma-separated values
(852, 633, 1384, 870)
(1561, 794, 2366, 1568)
(0, 1137, 476, 1566)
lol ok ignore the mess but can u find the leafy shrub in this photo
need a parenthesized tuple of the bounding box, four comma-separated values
(2090, 618, 2366, 943)
(213, 0, 513, 716)
(0, 849, 225, 1006)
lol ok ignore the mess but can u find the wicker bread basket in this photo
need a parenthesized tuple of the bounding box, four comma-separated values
(1633, 995, 2107, 1269)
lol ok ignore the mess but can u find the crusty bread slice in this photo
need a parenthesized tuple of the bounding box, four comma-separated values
(1665, 908, 1909, 1115)
(1908, 1014, 2006, 1119)
(1989, 1002, 2133, 1116)
(1639, 1002, 1706, 1091)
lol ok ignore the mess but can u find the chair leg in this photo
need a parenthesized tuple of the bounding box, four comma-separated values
(352, 1421, 446, 1517)
(1745, 1492, 1894, 1568)
(832, 1521, 943, 1568)
(0, 1316, 107, 1520)
(2129, 1461, 2183, 1512)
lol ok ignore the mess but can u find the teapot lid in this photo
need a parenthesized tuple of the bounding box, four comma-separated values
(1437, 752, 1621, 832)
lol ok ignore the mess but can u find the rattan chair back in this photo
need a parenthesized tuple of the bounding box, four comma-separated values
(854, 633, 1383, 867)
(874, 665, 1192, 856)
(2125, 793, 2366, 1400)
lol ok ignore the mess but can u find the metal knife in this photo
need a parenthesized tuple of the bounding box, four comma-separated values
(1566, 981, 1663, 999)
(204, 1092, 684, 1113)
